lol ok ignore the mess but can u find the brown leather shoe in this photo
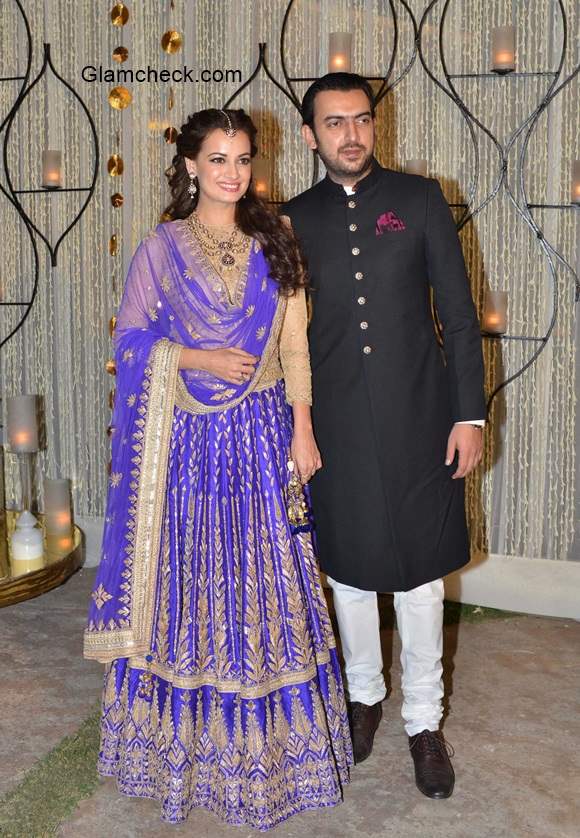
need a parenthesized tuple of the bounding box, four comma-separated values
(408, 729, 455, 799)
(348, 701, 382, 764)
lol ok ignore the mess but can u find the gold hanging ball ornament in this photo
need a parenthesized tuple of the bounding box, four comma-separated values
(112, 46, 129, 63)
(109, 234, 118, 256)
(161, 30, 183, 54)
(110, 3, 129, 26)
(105, 360, 117, 375)
(164, 126, 178, 144)
(168, 87, 175, 111)
(109, 315, 117, 338)
(111, 192, 124, 207)
(108, 86, 132, 110)
(107, 154, 124, 176)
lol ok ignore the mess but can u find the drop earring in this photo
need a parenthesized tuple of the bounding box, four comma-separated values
(187, 174, 198, 198)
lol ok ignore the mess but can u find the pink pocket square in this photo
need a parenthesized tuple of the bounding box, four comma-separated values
(376, 211, 406, 234)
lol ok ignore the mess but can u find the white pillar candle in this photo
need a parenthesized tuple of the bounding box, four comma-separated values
(571, 160, 580, 206)
(252, 157, 270, 199)
(7, 395, 39, 453)
(329, 32, 352, 72)
(43, 477, 73, 536)
(482, 290, 508, 334)
(42, 150, 62, 188)
(405, 159, 428, 176)
(11, 509, 44, 573)
(491, 26, 516, 73)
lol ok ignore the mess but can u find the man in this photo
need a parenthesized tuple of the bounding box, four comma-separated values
(281, 73, 485, 800)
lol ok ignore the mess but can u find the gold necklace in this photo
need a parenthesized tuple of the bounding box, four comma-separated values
(188, 211, 249, 267)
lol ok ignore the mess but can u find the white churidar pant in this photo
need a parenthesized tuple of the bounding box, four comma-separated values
(326, 574, 445, 737)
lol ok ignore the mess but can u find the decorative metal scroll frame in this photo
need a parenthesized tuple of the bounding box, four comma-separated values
(223, 0, 579, 415)
(224, 0, 418, 194)
(0, 0, 99, 350)
(0, 0, 38, 351)
(417, 0, 580, 413)
(2, 42, 100, 269)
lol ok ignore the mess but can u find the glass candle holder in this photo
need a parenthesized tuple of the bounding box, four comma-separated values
(7, 395, 39, 453)
(491, 26, 516, 74)
(571, 160, 580, 206)
(44, 477, 73, 537)
(252, 157, 270, 199)
(482, 290, 508, 334)
(329, 32, 352, 72)
(42, 150, 62, 189)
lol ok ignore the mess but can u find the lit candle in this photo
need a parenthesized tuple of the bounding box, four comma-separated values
(405, 159, 428, 177)
(571, 160, 580, 206)
(43, 477, 73, 537)
(482, 290, 508, 334)
(42, 150, 62, 189)
(7, 395, 39, 453)
(329, 32, 352, 73)
(45, 532, 74, 555)
(491, 26, 516, 74)
(11, 509, 44, 573)
(252, 157, 270, 199)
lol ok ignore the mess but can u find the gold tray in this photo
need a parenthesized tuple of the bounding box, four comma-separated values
(0, 510, 84, 608)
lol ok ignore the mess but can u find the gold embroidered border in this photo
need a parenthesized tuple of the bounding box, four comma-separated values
(126, 647, 335, 697)
(84, 338, 182, 662)
(174, 295, 286, 415)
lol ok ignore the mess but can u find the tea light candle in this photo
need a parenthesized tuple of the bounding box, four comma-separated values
(7, 395, 39, 453)
(405, 159, 428, 177)
(42, 150, 62, 189)
(329, 33, 352, 72)
(44, 477, 73, 537)
(482, 290, 508, 334)
(571, 160, 580, 206)
(252, 157, 270, 198)
(491, 26, 516, 74)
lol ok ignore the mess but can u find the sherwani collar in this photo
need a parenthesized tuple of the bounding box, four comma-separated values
(320, 156, 382, 202)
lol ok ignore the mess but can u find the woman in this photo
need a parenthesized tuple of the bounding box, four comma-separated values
(84, 108, 352, 829)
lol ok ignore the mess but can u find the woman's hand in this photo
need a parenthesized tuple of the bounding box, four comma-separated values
(180, 347, 259, 384)
(291, 428, 322, 484)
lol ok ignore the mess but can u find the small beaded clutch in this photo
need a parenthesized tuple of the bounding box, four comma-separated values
(286, 459, 313, 534)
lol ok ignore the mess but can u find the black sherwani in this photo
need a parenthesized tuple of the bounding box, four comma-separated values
(281, 159, 485, 592)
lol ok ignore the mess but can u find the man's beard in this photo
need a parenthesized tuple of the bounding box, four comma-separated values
(316, 144, 374, 182)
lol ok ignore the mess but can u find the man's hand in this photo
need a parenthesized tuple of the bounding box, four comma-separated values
(445, 424, 483, 479)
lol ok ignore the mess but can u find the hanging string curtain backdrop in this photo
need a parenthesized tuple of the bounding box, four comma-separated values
(0, 1, 578, 562)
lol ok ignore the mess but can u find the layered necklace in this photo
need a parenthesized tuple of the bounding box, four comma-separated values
(187, 210, 250, 268)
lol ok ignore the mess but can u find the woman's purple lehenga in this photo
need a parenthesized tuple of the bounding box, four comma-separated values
(84, 219, 352, 829)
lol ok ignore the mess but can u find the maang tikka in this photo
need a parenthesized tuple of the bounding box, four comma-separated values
(220, 109, 236, 137)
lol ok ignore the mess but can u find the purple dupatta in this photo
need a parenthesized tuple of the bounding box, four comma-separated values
(84, 219, 284, 661)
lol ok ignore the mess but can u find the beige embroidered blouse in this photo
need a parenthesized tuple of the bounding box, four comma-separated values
(196, 222, 312, 406)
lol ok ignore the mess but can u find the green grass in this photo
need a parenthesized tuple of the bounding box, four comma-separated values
(0, 706, 102, 838)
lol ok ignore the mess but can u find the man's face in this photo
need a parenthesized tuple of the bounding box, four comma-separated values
(301, 89, 375, 182)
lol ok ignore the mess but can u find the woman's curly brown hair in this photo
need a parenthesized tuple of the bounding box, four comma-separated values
(161, 108, 307, 297)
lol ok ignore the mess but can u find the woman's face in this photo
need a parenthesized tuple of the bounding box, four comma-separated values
(185, 128, 252, 207)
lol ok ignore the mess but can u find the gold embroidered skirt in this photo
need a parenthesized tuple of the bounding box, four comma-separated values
(97, 381, 353, 829)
